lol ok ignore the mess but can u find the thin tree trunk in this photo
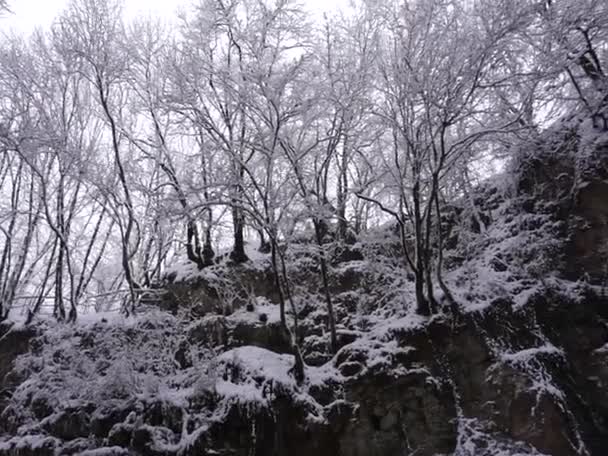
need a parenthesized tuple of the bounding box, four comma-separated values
(424, 178, 438, 314)
(5, 173, 39, 316)
(230, 199, 248, 264)
(54, 175, 66, 321)
(434, 187, 458, 316)
(313, 219, 338, 354)
(26, 239, 58, 325)
(0, 161, 23, 320)
(95, 73, 139, 311)
(75, 205, 107, 302)
(336, 135, 349, 240)
(270, 238, 305, 383)
(413, 181, 429, 315)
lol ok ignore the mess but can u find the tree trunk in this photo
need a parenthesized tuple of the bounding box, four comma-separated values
(313, 218, 338, 354)
(270, 239, 305, 383)
(424, 178, 438, 314)
(202, 226, 215, 267)
(230, 205, 248, 263)
(413, 181, 430, 315)
(186, 220, 204, 269)
(336, 135, 349, 240)
(258, 229, 271, 253)
(96, 73, 139, 312)
(0, 161, 23, 320)
(434, 187, 458, 316)
(54, 178, 66, 321)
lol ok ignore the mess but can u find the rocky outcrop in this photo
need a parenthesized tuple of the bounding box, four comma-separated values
(0, 322, 36, 430)
(2, 291, 608, 456)
(566, 180, 608, 282)
(161, 263, 281, 315)
(514, 118, 608, 284)
(172, 291, 608, 456)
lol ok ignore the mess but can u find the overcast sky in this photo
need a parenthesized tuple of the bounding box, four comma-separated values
(0, 0, 348, 36)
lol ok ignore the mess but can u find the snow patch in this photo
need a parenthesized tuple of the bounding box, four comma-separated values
(500, 344, 563, 363)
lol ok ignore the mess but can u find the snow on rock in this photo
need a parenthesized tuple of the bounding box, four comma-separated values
(500, 344, 564, 364)
(488, 340, 569, 420)
(368, 313, 427, 339)
(217, 346, 295, 385)
(0, 435, 60, 455)
(165, 243, 271, 284)
(455, 417, 549, 456)
(594, 343, 608, 354)
(78, 448, 131, 455)
(208, 346, 299, 409)
(334, 334, 417, 379)
(2, 310, 211, 442)
(228, 298, 282, 325)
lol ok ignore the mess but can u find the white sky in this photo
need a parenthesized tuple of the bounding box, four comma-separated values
(0, 0, 348, 36)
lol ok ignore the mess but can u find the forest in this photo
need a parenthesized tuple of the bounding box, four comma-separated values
(0, 0, 605, 323)
(0, 0, 608, 455)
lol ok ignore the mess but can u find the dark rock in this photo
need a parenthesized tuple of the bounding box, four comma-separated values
(326, 400, 357, 432)
(302, 335, 331, 366)
(339, 361, 364, 377)
(108, 423, 133, 448)
(308, 382, 338, 406)
(200, 397, 337, 456)
(0, 404, 20, 435)
(90, 402, 134, 438)
(188, 316, 228, 347)
(162, 264, 280, 315)
(143, 399, 184, 434)
(565, 181, 608, 282)
(229, 320, 292, 354)
(490, 256, 508, 272)
(131, 425, 176, 455)
(514, 123, 608, 284)
(0, 323, 36, 413)
(331, 245, 364, 265)
(340, 371, 457, 456)
(30, 393, 54, 420)
(174, 340, 192, 369)
(42, 408, 90, 441)
(336, 329, 360, 348)
(130, 426, 154, 453)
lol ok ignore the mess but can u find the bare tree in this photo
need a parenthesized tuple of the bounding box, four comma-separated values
(358, 0, 525, 315)
(57, 0, 141, 312)
(0, 0, 603, 327)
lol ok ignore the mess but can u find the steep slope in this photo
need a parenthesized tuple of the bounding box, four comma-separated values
(1, 114, 608, 456)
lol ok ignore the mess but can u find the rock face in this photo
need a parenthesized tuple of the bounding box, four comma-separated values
(178, 292, 608, 456)
(0, 323, 36, 429)
(194, 293, 608, 456)
(161, 264, 281, 315)
(514, 119, 608, 283)
(4, 291, 607, 456)
(568, 180, 608, 281)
